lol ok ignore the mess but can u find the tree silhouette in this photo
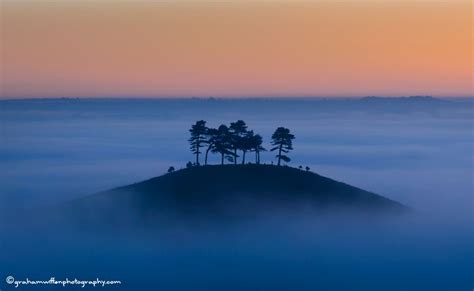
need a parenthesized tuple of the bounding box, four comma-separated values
(203, 127, 218, 165)
(187, 120, 293, 167)
(239, 130, 255, 164)
(211, 125, 235, 165)
(271, 127, 295, 166)
(229, 120, 248, 164)
(188, 120, 207, 165)
(249, 133, 265, 164)
(167, 166, 175, 173)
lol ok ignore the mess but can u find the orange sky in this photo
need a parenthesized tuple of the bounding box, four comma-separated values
(1, 0, 472, 98)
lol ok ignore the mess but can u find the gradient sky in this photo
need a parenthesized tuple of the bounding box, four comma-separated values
(1, 0, 472, 98)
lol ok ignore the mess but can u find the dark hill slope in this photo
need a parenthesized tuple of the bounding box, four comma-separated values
(66, 165, 407, 226)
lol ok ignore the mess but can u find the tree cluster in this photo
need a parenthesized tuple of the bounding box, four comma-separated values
(189, 120, 295, 166)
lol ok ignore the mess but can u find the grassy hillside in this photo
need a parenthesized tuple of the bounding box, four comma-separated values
(66, 165, 407, 226)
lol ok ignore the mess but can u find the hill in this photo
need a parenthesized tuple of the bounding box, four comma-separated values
(60, 165, 407, 227)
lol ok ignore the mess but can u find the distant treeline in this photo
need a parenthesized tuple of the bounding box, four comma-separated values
(188, 120, 295, 167)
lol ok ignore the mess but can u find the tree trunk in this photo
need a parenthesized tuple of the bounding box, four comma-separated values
(242, 151, 246, 164)
(277, 144, 282, 166)
(195, 138, 200, 165)
(233, 149, 237, 165)
(257, 150, 260, 164)
(221, 153, 224, 165)
(205, 145, 211, 165)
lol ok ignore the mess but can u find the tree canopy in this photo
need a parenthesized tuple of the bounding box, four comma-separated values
(270, 127, 295, 166)
(188, 120, 295, 167)
(188, 120, 207, 165)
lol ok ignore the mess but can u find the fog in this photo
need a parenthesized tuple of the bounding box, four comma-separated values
(0, 98, 472, 290)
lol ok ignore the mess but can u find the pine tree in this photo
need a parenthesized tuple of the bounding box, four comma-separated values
(203, 127, 218, 165)
(229, 120, 248, 164)
(270, 127, 295, 166)
(188, 120, 207, 165)
(211, 125, 235, 165)
(251, 134, 265, 164)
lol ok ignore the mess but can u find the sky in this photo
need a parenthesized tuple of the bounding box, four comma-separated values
(1, 0, 472, 98)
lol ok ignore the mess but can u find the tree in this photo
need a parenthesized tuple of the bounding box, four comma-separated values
(239, 130, 255, 164)
(250, 133, 265, 164)
(167, 166, 175, 173)
(188, 120, 207, 165)
(211, 125, 235, 165)
(203, 127, 218, 165)
(229, 120, 248, 164)
(271, 127, 295, 166)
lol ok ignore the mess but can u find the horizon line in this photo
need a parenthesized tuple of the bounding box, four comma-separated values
(2, 95, 474, 101)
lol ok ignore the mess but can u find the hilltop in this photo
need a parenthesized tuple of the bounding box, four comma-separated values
(61, 165, 407, 227)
